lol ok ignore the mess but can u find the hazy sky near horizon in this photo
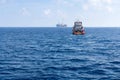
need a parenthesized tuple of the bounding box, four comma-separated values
(0, 0, 120, 27)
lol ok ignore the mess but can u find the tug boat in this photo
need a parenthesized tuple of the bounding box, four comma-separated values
(72, 21, 85, 35)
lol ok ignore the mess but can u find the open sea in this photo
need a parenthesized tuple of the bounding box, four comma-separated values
(0, 27, 120, 80)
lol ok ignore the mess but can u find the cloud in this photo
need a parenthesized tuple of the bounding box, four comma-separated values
(89, 0, 101, 6)
(56, 0, 113, 12)
(83, 4, 89, 11)
(89, 0, 113, 5)
(84, 0, 114, 12)
(44, 9, 51, 16)
(56, 10, 67, 19)
(21, 8, 31, 16)
(56, 0, 68, 4)
(104, 0, 112, 4)
(106, 6, 113, 12)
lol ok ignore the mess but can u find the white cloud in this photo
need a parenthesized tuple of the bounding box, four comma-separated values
(89, 0, 101, 6)
(56, 0, 74, 7)
(21, 8, 31, 16)
(56, 0, 68, 4)
(44, 9, 51, 16)
(106, 6, 113, 12)
(56, 10, 67, 19)
(89, 0, 113, 5)
(87, 0, 114, 12)
(83, 4, 89, 11)
(103, 0, 112, 4)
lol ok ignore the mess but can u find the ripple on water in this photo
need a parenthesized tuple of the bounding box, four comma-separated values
(0, 28, 120, 80)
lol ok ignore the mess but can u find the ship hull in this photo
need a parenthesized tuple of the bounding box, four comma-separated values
(72, 31, 85, 35)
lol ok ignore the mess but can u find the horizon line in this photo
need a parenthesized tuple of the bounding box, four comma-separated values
(0, 26, 120, 28)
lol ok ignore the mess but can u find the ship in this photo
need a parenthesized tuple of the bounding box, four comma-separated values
(72, 21, 85, 35)
(56, 23, 67, 27)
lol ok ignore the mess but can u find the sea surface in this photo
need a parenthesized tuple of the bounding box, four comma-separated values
(0, 27, 120, 80)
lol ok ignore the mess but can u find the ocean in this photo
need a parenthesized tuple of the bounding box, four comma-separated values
(0, 27, 120, 80)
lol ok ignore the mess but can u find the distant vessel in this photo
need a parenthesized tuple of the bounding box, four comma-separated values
(72, 21, 85, 35)
(56, 23, 67, 27)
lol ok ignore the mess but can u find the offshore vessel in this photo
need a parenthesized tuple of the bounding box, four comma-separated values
(72, 21, 85, 35)
(56, 23, 67, 27)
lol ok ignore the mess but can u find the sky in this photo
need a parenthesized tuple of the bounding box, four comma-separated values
(0, 0, 120, 27)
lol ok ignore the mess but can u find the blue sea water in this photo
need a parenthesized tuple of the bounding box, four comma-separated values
(0, 27, 120, 80)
